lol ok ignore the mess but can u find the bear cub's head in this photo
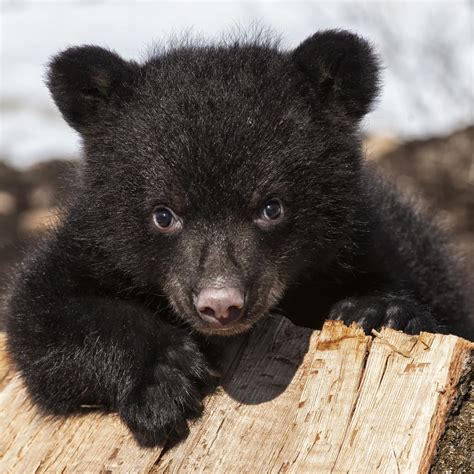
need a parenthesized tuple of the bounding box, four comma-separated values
(48, 30, 380, 335)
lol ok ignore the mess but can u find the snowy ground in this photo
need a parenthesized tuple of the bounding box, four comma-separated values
(1, 0, 472, 167)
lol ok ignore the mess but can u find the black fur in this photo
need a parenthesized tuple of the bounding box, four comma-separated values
(6, 30, 473, 447)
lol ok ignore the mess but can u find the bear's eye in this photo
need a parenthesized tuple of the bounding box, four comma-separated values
(258, 199, 284, 225)
(152, 206, 181, 233)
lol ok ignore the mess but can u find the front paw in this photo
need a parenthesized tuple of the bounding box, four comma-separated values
(119, 335, 216, 447)
(329, 295, 440, 335)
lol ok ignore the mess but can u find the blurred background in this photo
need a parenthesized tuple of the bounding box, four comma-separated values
(0, 0, 473, 299)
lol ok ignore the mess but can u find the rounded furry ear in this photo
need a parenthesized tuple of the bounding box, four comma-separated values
(47, 46, 140, 133)
(292, 30, 381, 120)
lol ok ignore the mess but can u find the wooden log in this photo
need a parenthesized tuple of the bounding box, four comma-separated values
(0, 317, 471, 473)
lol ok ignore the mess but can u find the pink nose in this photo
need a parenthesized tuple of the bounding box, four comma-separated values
(195, 287, 244, 325)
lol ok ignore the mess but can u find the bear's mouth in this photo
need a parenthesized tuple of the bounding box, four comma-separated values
(193, 315, 259, 336)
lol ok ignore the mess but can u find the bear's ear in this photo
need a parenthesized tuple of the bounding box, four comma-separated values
(47, 46, 140, 133)
(292, 30, 381, 120)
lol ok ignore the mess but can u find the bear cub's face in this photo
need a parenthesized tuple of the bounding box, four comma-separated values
(48, 31, 380, 335)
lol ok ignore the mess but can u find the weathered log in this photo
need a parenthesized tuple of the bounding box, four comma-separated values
(0, 318, 471, 473)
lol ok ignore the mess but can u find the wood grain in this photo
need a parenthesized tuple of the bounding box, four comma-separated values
(0, 318, 471, 473)
(0, 334, 14, 391)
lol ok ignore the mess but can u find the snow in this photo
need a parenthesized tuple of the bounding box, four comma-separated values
(1, 0, 472, 167)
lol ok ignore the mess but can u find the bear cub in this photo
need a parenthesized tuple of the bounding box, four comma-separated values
(6, 30, 473, 447)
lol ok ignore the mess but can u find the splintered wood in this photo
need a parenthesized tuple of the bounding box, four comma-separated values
(0, 319, 472, 473)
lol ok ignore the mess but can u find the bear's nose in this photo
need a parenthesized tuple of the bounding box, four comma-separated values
(195, 287, 244, 325)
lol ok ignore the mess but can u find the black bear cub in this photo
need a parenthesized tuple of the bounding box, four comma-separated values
(6, 30, 472, 447)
